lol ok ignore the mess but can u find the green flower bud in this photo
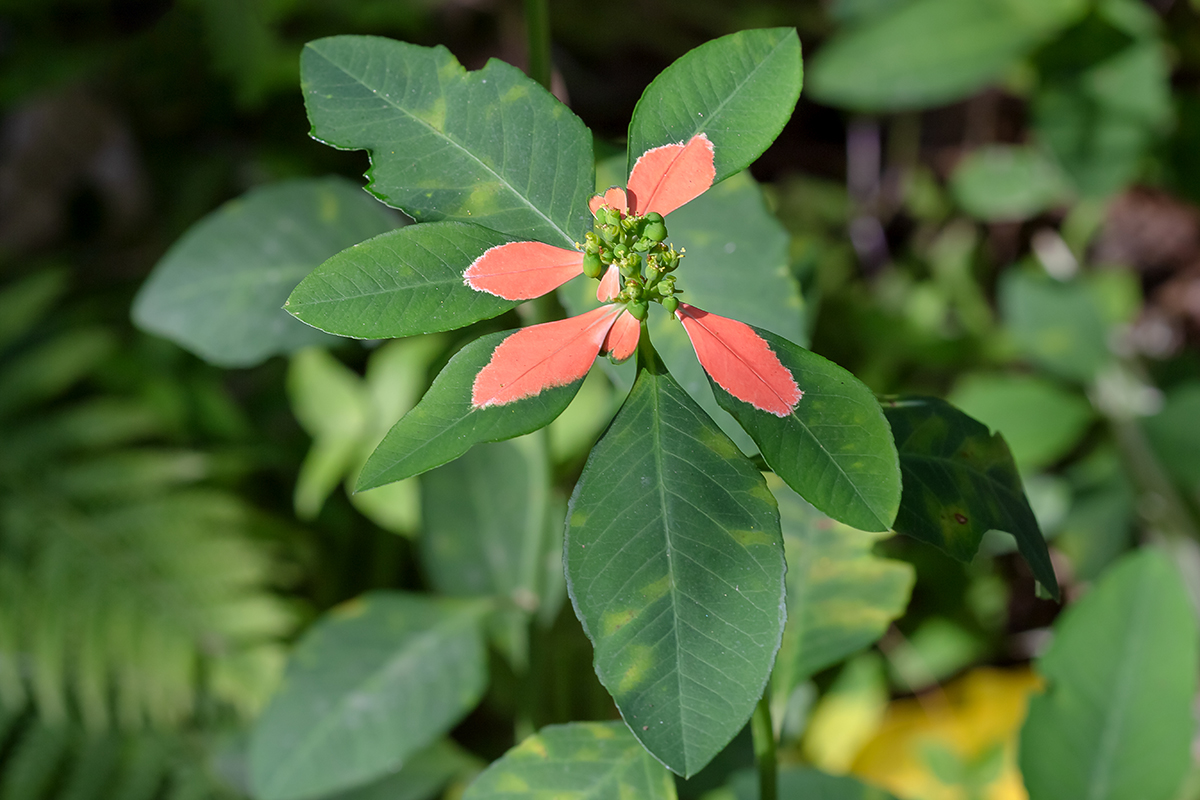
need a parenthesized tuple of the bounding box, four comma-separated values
(644, 221, 667, 242)
(662, 296, 679, 315)
(628, 300, 649, 320)
(582, 252, 604, 279)
(645, 212, 664, 224)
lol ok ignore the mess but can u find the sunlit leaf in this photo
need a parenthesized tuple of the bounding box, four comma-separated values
(565, 350, 786, 777)
(133, 178, 398, 367)
(248, 592, 488, 800)
(462, 722, 677, 800)
(302, 36, 594, 245)
(882, 396, 1059, 599)
(627, 28, 802, 186)
(769, 477, 913, 703)
(1021, 550, 1198, 800)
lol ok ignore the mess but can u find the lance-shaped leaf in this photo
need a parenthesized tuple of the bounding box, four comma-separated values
(248, 592, 489, 800)
(769, 476, 913, 703)
(565, 349, 786, 777)
(357, 330, 585, 489)
(463, 722, 677, 800)
(882, 396, 1059, 599)
(286, 222, 524, 339)
(1021, 550, 1198, 800)
(302, 36, 594, 246)
(698, 323, 901, 533)
(628, 28, 802, 186)
(133, 177, 399, 367)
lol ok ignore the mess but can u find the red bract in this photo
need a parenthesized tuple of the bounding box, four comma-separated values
(463, 133, 802, 416)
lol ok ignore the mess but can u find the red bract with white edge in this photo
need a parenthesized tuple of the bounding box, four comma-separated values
(463, 133, 802, 417)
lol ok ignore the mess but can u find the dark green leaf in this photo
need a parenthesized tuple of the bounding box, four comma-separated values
(882, 396, 1059, 599)
(248, 592, 488, 800)
(730, 765, 899, 800)
(627, 29, 802, 186)
(462, 722, 677, 800)
(302, 36, 594, 246)
(1020, 550, 1198, 800)
(949, 145, 1071, 222)
(948, 373, 1093, 471)
(808, 0, 1086, 111)
(285, 222, 522, 339)
(357, 331, 583, 490)
(1143, 381, 1200, 493)
(709, 326, 901, 532)
(565, 350, 786, 777)
(133, 178, 398, 367)
(770, 476, 913, 700)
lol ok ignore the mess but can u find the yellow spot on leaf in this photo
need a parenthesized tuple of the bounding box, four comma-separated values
(617, 645, 654, 694)
(330, 597, 366, 619)
(602, 608, 636, 637)
(492, 772, 531, 792)
(318, 191, 339, 223)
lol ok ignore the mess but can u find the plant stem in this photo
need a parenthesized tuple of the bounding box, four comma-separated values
(751, 691, 777, 800)
(523, 0, 552, 92)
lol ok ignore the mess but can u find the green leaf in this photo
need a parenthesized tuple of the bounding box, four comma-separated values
(882, 396, 1059, 599)
(302, 36, 594, 246)
(949, 145, 1071, 222)
(285, 222, 523, 339)
(627, 28, 802, 186)
(357, 331, 583, 490)
(1020, 550, 1199, 800)
(709, 326, 901, 532)
(948, 373, 1093, 471)
(133, 178, 398, 368)
(1143, 381, 1200, 493)
(462, 722, 677, 800)
(560, 169, 803, 452)
(808, 0, 1086, 111)
(730, 765, 900, 800)
(248, 592, 489, 800)
(324, 740, 481, 800)
(565, 350, 786, 777)
(769, 476, 913, 701)
(998, 271, 1112, 384)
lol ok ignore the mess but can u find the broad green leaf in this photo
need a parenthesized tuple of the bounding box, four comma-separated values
(948, 373, 1093, 471)
(302, 36, 594, 246)
(627, 29, 802, 186)
(248, 592, 488, 800)
(565, 351, 786, 777)
(730, 766, 900, 800)
(709, 326, 901, 532)
(133, 178, 398, 367)
(561, 169, 802, 451)
(463, 722, 677, 800)
(325, 740, 480, 800)
(1143, 381, 1200, 493)
(357, 331, 583, 490)
(882, 397, 1059, 599)
(1020, 550, 1199, 800)
(1053, 454, 1135, 581)
(286, 222, 522, 339)
(949, 145, 1071, 222)
(808, 0, 1086, 111)
(769, 476, 913, 702)
(998, 270, 1112, 384)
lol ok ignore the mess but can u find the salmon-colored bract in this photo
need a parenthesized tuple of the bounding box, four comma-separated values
(676, 303, 801, 416)
(602, 309, 640, 362)
(626, 134, 716, 217)
(464, 241, 584, 300)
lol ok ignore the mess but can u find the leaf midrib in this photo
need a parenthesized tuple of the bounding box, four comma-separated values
(309, 43, 574, 248)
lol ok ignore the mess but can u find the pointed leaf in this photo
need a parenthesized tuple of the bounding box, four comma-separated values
(705, 325, 901, 533)
(882, 396, 1059, 599)
(302, 36, 594, 246)
(248, 592, 488, 800)
(565, 351, 786, 777)
(286, 222, 523, 339)
(358, 330, 585, 489)
(133, 177, 399, 367)
(1021, 550, 1199, 800)
(463, 722, 677, 800)
(628, 29, 802, 185)
(769, 476, 914, 700)
(626, 135, 716, 217)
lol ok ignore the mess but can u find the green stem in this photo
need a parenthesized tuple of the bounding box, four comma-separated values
(523, 0, 552, 92)
(751, 692, 777, 800)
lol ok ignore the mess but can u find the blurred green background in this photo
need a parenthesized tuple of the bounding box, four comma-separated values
(3, 0, 1200, 798)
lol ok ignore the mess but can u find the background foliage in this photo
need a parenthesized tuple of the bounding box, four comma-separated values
(3, 0, 1200, 798)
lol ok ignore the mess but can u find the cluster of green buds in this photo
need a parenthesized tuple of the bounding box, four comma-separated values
(579, 206, 684, 320)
